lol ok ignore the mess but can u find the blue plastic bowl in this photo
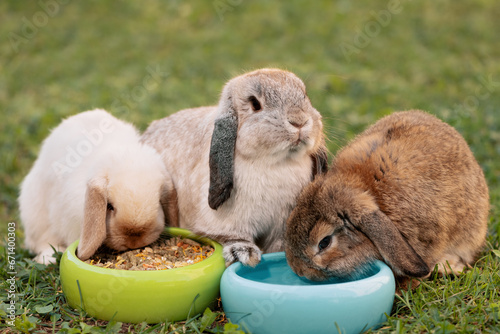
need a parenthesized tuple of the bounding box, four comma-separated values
(220, 252, 395, 334)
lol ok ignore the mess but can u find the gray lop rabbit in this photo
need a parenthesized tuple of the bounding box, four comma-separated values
(141, 68, 328, 266)
(285, 110, 489, 287)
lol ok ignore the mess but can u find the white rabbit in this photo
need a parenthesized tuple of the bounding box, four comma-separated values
(141, 68, 328, 267)
(19, 109, 174, 264)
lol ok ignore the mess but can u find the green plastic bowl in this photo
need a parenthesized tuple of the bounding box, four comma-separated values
(60, 227, 225, 324)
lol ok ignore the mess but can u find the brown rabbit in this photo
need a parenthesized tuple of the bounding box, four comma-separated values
(285, 110, 489, 287)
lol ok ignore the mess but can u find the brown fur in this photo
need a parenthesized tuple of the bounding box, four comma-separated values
(285, 110, 490, 286)
(78, 176, 109, 260)
(77, 170, 168, 261)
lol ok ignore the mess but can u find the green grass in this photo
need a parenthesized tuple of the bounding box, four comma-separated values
(1, 0, 499, 332)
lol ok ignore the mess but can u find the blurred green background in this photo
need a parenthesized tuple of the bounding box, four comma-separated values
(1, 0, 499, 243)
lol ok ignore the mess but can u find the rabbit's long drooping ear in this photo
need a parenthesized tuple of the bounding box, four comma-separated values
(208, 92, 238, 210)
(77, 176, 109, 260)
(161, 181, 179, 227)
(311, 143, 329, 177)
(358, 210, 430, 277)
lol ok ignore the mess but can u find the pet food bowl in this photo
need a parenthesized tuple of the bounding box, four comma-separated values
(220, 252, 395, 334)
(60, 227, 225, 324)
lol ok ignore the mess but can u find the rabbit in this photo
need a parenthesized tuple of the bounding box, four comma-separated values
(19, 109, 174, 264)
(141, 68, 328, 267)
(285, 110, 490, 287)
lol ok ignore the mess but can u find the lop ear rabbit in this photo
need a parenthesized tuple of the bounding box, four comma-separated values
(285, 110, 489, 287)
(19, 109, 174, 264)
(141, 68, 328, 267)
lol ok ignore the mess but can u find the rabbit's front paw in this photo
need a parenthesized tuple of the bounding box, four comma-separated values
(223, 240, 262, 267)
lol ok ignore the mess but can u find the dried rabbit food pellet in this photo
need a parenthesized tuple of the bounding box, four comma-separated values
(85, 236, 214, 270)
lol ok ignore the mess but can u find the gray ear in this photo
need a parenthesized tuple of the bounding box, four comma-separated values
(358, 210, 430, 277)
(160, 181, 179, 227)
(208, 99, 238, 210)
(77, 176, 108, 261)
(311, 143, 329, 177)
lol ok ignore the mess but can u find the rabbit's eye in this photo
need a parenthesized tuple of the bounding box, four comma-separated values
(248, 96, 262, 112)
(107, 203, 114, 211)
(318, 235, 332, 251)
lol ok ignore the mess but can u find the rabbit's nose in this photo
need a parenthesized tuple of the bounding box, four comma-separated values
(288, 119, 307, 129)
(125, 233, 146, 249)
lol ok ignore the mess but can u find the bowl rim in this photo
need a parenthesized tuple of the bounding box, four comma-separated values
(223, 252, 394, 290)
(62, 227, 223, 275)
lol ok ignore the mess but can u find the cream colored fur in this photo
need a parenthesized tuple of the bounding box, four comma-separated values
(19, 109, 172, 264)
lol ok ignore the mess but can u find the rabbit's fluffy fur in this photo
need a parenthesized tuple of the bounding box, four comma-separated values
(141, 68, 328, 266)
(19, 109, 172, 264)
(285, 110, 489, 287)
